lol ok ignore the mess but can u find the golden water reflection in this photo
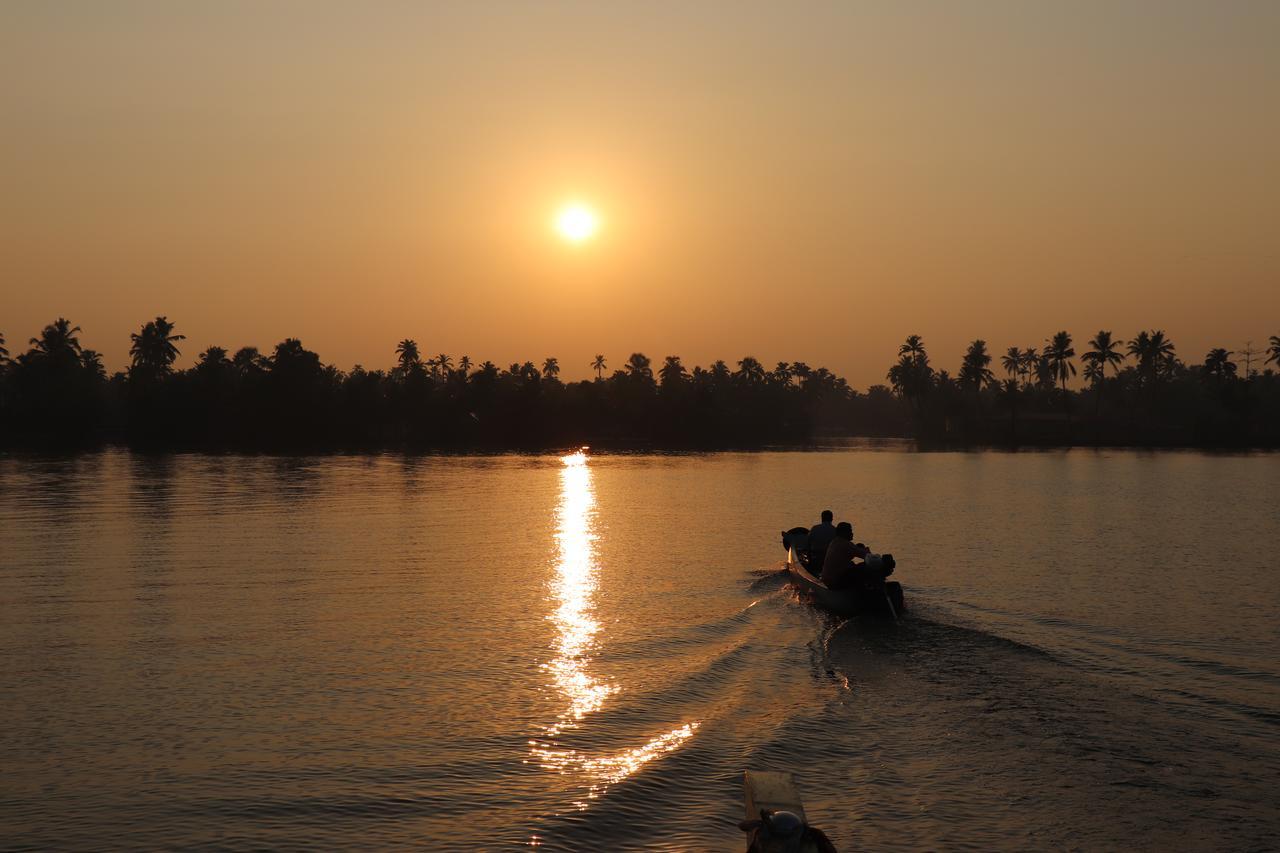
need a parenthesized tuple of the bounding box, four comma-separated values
(532, 450, 700, 808)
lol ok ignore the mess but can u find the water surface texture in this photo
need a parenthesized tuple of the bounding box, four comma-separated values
(3, 449, 1278, 850)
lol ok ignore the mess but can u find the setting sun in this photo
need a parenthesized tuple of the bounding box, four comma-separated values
(555, 203, 600, 243)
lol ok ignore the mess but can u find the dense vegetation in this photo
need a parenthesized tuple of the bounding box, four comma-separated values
(1, 319, 1277, 450)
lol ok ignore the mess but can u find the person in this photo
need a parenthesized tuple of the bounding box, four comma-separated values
(820, 522, 858, 590)
(806, 510, 838, 559)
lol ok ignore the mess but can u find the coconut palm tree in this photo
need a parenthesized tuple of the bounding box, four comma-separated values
(458, 355, 472, 375)
(1266, 335, 1280, 367)
(1046, 331, 1076, 430)
(772, 361, 793, 385)
(1001, 346, 1021, 382)
(735, 356, 766, 384)
(1082, 330, 1125, 413)
(129, 316, 185, 378)
(395, 339, 421, 374)
(1202, 348, 1237, 381)
(659, 355, 687, 387)
(1020, 347, 1038, 388)
(1083, 331, 1124, 378)
(233, 346, 267, 374)
(958, 340, 995, 394)
(898, 335, 927, 365)
(79, 349, 106, 380)
(434, 353, 453, 380)
(541, 357, 560, 380)
(1128, 330, 1176, 386)
(624, 352, 652, 379)
(29, 318, 84, 364)
(0, 332, 8, 365)
(789, 362, 811, 382)
(591, 354, 607, 380)
(196, 346, 230, 371)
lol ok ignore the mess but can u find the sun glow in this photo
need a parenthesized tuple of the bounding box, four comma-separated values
(554, 203, 600, 243)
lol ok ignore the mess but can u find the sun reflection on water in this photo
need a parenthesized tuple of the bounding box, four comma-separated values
(532, 450, 700, 809)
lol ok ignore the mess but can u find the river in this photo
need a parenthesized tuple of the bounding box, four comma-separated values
(2, 447, 1278, 850)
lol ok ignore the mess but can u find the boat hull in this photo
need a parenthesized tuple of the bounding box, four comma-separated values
(785, 556, 904, 619)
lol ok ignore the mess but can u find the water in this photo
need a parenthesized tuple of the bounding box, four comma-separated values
(2, 448, 1278, 850)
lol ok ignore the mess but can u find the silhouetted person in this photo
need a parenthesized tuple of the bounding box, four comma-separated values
(807, 510, 837, 560)
(820, 521, 857, 590)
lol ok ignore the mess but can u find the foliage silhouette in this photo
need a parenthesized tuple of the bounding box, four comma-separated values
(2, 318, 1278, 450)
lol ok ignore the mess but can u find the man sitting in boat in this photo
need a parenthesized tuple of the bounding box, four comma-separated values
(819, 521, 859, 590)
(806, 510, 838, 563)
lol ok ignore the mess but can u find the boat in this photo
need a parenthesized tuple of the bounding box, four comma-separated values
(785, 547, 906, 619)
(739, 770, 837, 853)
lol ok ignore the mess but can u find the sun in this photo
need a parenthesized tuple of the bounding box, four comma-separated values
(554, 203, 600, 243)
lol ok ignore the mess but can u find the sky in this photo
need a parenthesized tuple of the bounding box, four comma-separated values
(3, 1, 1278, 388)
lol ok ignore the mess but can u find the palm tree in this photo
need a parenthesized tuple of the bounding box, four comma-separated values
(1001, 346, 1021, 382)
(958, 340, 995, 394)
(1020, 347, 1038, 388)
(710, 360, 731, 383)
(1082, 330, 1125, 414)
(1129, 329, 1176, 386)
(0, 332, 8, 364)
(79, 349, 106, 380)
(1045, 331, 1076, 430)
(899, 335, 927, 364)
(591, 354, 607, 380)
(434, 353, 453, 380)
(29, 318, 84, 364)
(233, 346, 267, 374)
(625, 352, 652, 379)
(1202, 348, 1237, 381)
(790, 362, 811, 382)
(541, 357, 560, 380)
(1265, 335, 1280, 367)
(129, 316, 185, 378)
(395, 339, 421, 374)
(1149, 330, 1176, 379)
(196, 346, 230, 371)
(735, 356, 766, 384)
(772, 361, 793, 385)
(458, 355, 472, 375)
(659, 355, 687, 387)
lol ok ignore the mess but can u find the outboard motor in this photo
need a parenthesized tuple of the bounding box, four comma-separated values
(781, 526, 809, 554)
(739, 809, 838, 853)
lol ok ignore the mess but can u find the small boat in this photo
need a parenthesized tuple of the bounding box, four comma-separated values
(785, 547, 906, 619)
(739, 770, 837, 853)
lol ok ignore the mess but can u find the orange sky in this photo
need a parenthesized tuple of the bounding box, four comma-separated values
(3, 2, 1278, 388)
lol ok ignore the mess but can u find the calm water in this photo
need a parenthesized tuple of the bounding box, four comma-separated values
(2, 448, 1278, 851)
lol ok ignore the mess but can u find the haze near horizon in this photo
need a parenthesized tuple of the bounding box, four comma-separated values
(3, 2, 1277, 388)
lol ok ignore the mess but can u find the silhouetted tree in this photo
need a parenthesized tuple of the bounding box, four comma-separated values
(1001, 346, 1021, 383)
(1020, 347, 1038, 388)
(735, 356, 766, 385)
(1267, 336, 1280, 367)
(459, 355, 472, 375)
(395, 339, 421, 375)
(1046, 331, 1076, 430)
(1202, 348, 1237, 382)
(591, 354, 607, 380)
(625, 353, 653, 379)
(659, 355, 687, 388)
(541, 357, 560, 381)
(958, 340, 995, 394)
(129, 316, 185, 380)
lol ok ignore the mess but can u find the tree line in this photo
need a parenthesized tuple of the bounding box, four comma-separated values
(1, 318, 1277, 450)
(887, 331, 1280, 447)
(0, 317, 904, 450)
